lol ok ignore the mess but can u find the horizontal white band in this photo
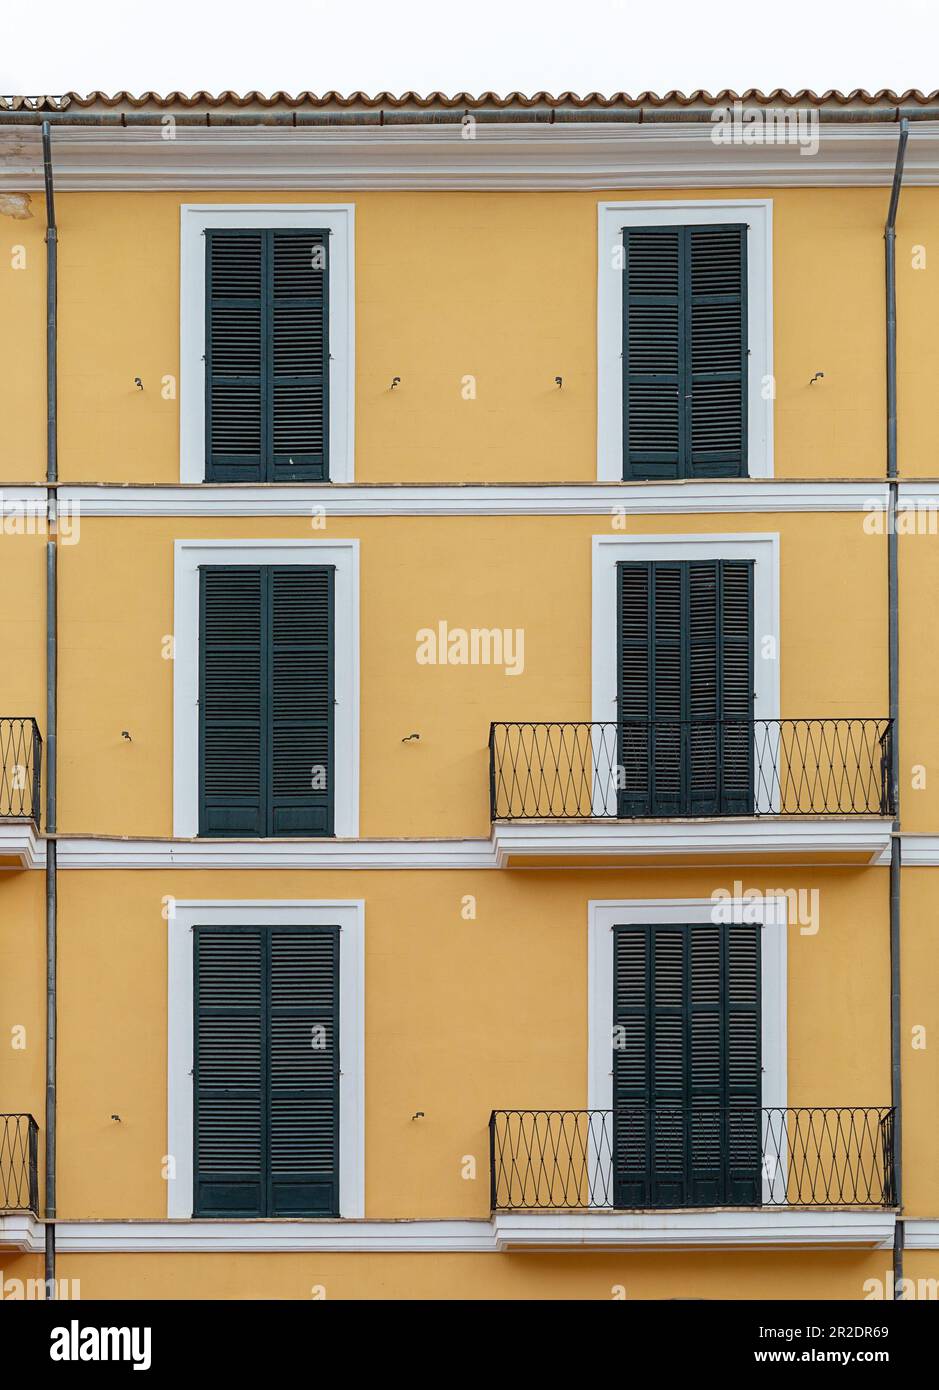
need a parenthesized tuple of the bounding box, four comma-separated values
(0, 481, 926, 518)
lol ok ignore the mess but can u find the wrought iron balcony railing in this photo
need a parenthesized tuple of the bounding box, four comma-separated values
(490, 1109, 895, 1211)
(489, 719, 894, 820)
(0, 718, 42, 824)
(0, 1114, 39, 1213)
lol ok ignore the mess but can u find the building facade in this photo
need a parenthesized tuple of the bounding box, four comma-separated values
(0, 89, 938, 1300)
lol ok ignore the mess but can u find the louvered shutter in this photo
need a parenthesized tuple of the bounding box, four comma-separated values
(617, 560, 753, 816)
(269, 928, 340, 1215)
(616, 562, 682, 816)
(613, 922, 761, 1209)
(689, 226, 747, 477)
(199, 565, 335, 837)
(194, 925, 340, 1218)
(270, 567, 334, 835)
(194, 930, 265, 1215)
(623, 228, 682, 479)
(622, 224, 747, 480)
(199, 567, 266, 835)
(206, 229, 329, 482)
(717, 560, 755, 815)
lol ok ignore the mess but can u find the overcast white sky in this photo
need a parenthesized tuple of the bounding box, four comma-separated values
(2, 0, 939, 98)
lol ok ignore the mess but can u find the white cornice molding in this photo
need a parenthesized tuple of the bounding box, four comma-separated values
(1, 481, 898, 518)
(4, 823, 917, 871)
(904, 1220, 939, 1249)
(491, 1211, 896, 1251)
(47, 837, 496, 870)
(1, 122, 937, 190)
(0, 822, 42, 869)
(491, 818, 893, 867)
(3, 1211, 914, 1254)
(894, 835, 939, 866)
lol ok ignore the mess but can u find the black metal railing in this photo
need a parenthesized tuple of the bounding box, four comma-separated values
(0, 718, 42, 824)
(489, 719, 894, 820)
(0, 1114, 39, 1212)
(490, 1108, 895, 1211)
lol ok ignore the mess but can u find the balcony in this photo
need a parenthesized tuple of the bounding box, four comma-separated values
(488, 719, 894, 866)
(489, 1108, 896, 1250)
(0, 1115, 38, 1215)
(0, 718, 42, 867)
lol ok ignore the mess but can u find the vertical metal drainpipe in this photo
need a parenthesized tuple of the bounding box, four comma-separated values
(885, 117, 908, 1298)
(41, 119, 58, 1298)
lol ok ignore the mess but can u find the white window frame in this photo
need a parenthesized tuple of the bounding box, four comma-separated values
(173, 538, 360, 839)
(179, 203, 355, 483)
(588, 897, 788, 1207)
(597, 199, 773, 482)
(592, 532, 780, 814)
(167, 899, 365, 1219)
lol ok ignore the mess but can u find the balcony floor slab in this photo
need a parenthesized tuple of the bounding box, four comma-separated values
(491, 1209, 898, 1251)
(490, 818, 894, 868)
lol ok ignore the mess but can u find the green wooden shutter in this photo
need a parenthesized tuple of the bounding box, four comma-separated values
(199, 566, 266, 836)
(199, 565, 335, 837)
(270, 567, 334, 835)
(206, 231, 264, 482)
(206, 229, 329, 483)
(269, 928, 340, 1215)
(617, 560, 753, 816)
(613, 922, 761, 1209)
(194, 924, 340, 1218)
(623, 224, 747, 480)
(193, 929, 265, 1215)
(623, 228, 682, 479)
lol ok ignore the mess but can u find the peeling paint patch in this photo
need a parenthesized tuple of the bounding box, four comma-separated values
(0, 193, 32, 219)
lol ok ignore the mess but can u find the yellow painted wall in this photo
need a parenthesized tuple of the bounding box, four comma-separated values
(3, 176, 938, 1298)
(40, 512, 887, 839)
(3, 867, 882, 1221)
(0, 1249, 917, 1301)
(899, 868, 939, 1218)
(2, 186, 937, 484)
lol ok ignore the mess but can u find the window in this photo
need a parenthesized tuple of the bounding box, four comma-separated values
(617, 559, 754, 816)
(597, 200, 772, 482)
(199, 564, 334, 837)
(193, 923, 340, 1217)
(587, 897, 786, 1213)
(168, 901, 364, 1221)
(206, 230, 329, 482)
(180, 205, 354, 483)
(613, 920, 761, 1208)
(591, 536, 779, 817)
(622, 225, 747, 479)
(174, 539, 359, 841)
